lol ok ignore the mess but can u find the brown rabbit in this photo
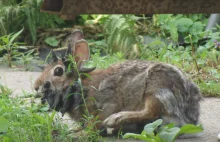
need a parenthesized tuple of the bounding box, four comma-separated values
(34, 30, 203, 136)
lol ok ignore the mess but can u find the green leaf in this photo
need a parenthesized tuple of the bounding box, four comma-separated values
(188, 15, 199, 21)
(45, 37, 59, 47)
(164, 123, 176, 129)
(9, 28, 24, 48)
(169, 22, 178, 41)
(158, 127, 180, 142)
(176, 18, 193, 33)
(178, 124, 203, 135)
(123, 133, 155, 142)
(144, 119, 163, 135)
(0, 116, 10, 133)
(188, 22, 204, 35)
(184, 35, 199, 43)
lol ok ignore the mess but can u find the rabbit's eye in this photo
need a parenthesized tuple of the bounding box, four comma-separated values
(54, 67, 63, 76)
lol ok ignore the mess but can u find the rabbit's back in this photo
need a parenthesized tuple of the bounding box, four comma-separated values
(93, 60, 202, 125)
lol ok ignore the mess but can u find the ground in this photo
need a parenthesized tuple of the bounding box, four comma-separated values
(0, 67, 220, 142)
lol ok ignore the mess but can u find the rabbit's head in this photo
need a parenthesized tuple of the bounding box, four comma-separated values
(34, 30, 95, 93)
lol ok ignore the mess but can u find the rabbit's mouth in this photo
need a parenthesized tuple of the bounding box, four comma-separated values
(39, 81, 64, 112)
(39, 81, 81, 115)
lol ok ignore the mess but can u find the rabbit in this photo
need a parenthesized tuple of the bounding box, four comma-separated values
(34, 30, 203, 136)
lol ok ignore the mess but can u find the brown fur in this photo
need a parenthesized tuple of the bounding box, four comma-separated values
(35, 60, 202, 129)
(34, 31, 203, 136)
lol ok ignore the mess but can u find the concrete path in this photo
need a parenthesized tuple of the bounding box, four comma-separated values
(0, 68, 219, 142)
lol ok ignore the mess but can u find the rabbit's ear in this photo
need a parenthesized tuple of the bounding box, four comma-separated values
(65, 30, 84, 56)
(73, 39, 90, 68)
(69, 30, 84, 44)
(51, 50, 58, 62)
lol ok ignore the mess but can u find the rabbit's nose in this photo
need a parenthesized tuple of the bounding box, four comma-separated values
(44, 81, 51, 88)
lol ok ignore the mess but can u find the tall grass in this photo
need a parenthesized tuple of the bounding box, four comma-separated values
(0, 87, 72, 142)
(0, 0, 65, 44)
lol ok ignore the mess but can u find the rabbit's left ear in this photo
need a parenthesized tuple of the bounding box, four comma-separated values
(73, 39, 90, 64)
(65, 39, 93, 74)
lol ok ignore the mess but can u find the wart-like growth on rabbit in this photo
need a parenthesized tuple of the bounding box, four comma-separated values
(34, 30, 203, 137)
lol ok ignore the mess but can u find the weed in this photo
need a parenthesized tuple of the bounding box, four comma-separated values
(103, 15, 141, 58)
(0, 85, 72, 142)
(198, 81, 220, 97)
(0, 0, 65, 44)
(123, 119, 203, 142)
(0, 29, 25, 67)
(15, 49, 35, 71)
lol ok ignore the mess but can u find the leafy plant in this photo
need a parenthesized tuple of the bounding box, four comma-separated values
(104, 15, 141, 59)
(124, 119, 203, 142)
(0, 116, 10, 134)
(199, 81, 220, 97)
(153, 14, 208, 43)
(0, 28, 26, 67)
(15, 49, 35, 70)
(0, 87, 73, 142)
(0, 0, 65, 44)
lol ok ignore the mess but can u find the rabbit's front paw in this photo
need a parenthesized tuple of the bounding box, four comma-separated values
(103, 112, 128, 128)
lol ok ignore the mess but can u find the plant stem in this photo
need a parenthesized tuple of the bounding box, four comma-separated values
(7, 50, 12, 67)
(69, 55, 90, 116)
(189, 35, 200, 74)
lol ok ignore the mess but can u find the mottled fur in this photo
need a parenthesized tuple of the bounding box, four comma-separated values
(34, 31, 203, 136)
(35, 60, 202, 132)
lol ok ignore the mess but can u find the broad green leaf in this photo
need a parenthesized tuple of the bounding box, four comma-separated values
(185, 35, 199, 43)
(123, 133, 155, 142)
(191, 35, 199, 43)
(178, 124, 203, 135)
(0, 116, 10, 133)
(188, 15, 199, 21)
(45, 37, 59, 47)
(189, 22, 204, 35)
(156, 14, 173, 25)
(176, 18, 193, 33)
(163, 123, 175, 129)
(144, 119, 162, 135)
(158, 127, 180, 142)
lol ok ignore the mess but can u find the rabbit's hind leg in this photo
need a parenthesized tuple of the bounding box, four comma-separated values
(102, 95, 161, 128)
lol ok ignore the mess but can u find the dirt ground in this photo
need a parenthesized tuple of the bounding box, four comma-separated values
(0, 67, 220, 142)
